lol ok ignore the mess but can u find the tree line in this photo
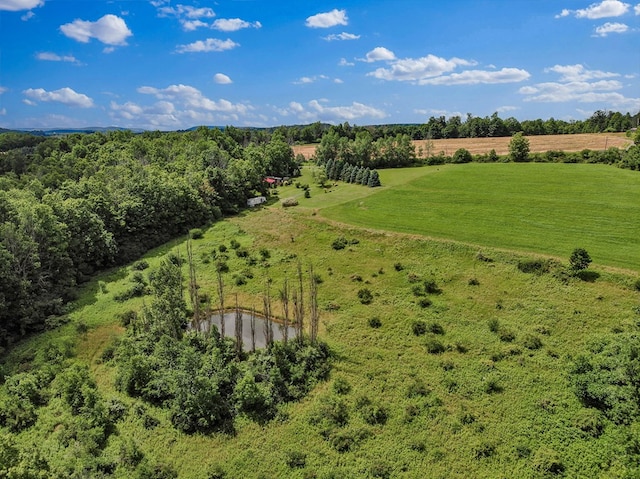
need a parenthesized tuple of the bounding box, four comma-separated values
(216, 109, 638, 146)
(0, 128, 299, 347)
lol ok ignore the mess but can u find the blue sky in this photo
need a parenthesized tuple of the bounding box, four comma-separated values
(0, 0, 638, 130)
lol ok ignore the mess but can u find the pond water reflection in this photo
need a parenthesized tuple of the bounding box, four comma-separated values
(198, 312, 297, 350)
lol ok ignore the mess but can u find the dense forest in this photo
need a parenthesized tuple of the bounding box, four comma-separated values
(0, 128, 298, 347)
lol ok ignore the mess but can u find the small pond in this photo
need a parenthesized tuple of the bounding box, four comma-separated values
(197, 312, 297, 350)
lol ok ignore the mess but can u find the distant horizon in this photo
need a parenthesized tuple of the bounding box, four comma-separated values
(1, 1, 639, 130)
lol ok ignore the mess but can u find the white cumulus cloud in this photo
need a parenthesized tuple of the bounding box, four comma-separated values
(546, 64, 619, 81)
(23, 87, 94, 107)
(305, 9, 348, 28)
(576, 0, 629, 18)
(281, 99, 385, 123)
(323, 32, 360, 41)
(636, 3, 640, 14)
(0, 0, 43, 11)
(594, 21, 629, 35)
(367, 53, 475, 82)
(557, 0, 630, 19)
(138, 84, 250, 115)
(213, 73, 233, 84)
(176, 38, 239, 53)
(363, 47, 396, 63)
(60, 14, 132, 46)
(212, 18, 261, 31)
(519, 63, 639, 110)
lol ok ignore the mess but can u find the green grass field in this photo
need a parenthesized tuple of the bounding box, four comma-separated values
(4, 162, 640, 478)
(294, 163, 640, 271)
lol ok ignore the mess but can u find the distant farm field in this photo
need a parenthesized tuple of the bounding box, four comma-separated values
(312, 163, 640, 271)
(292, 133, 632, 158)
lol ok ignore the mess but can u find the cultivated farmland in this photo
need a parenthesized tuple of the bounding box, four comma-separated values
(292, 132, 633, 159)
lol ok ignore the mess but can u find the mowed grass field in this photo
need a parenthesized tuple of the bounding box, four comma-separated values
(289, 163, 640, 271)
(292, 132, 632, 159)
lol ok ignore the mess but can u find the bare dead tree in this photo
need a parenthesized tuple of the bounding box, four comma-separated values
(234, 294, 243, 356)
(280, 277, 290, 345)
(263, 280, 273, 348)
(186, 238, 200, 331)
(295, 261, 305, 344)
(250, 305, 256, 353)
(217, 268, 225, 338)
(204, 292, 212, 337)
(309, 264, 319, 344)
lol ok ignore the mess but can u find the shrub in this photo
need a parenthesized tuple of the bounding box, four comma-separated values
(452, 148, 473, 164)
(368, 317, 382, 328)
(425, 339, 445, 354)
(418, 298, 432, 308)
(332, 236, 348, 250)
(235, 248, 249, 258)
(634, 278, 640, 291)
(132, 260, 149, 271)
(189, 228, 204, 240)
(498, 328, 516, 342)
(285, 451, 306, 469)
(570, 248, 592, 272)
(523, 334, 543, 350)
(484, 378, 503, 394)
(282, 197, 299, 207)
(360, 403, 388, 425)
(412, 320, 427, 336)
(304, 189, 311, 198)
(412, 284, 425, 297)
(218, 244, 227, 253)
(488, 318, 500, 333)
(423, 280, 442, 294)
(215, 261, 229, 273)
(332, 378, 351, 395)
(357, 288, 373, 305)
(428, 322, 445, 335)
(394, 262, 404, 271)
(229, 239, 241, 249)
(259, 248, 270, 260)
(468, 278, 480, 286)
(532, 447, 565, 475)
(517, 259, 550, 274)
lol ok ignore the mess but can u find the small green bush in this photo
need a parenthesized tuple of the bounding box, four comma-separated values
(189, 228, 204, 239)
(218, 244, 227, 253)
(368, 317, 382, 328)
(532, 447, 565, 475)
(332, 377, 351, 395)
(394, 262, 404, 271)
(468, 277, 480, 286)
(332, 236, 348, 250)
(498, 328, 516, 342)
(412, 320, 427, 336)
(132, 260, 149, 271)
(418, 298, 432, 308)
(488, 318, 500, 333)
(426, 339, 445, 354)
(424, 280, 442, 294)
(517, 259, 550, 274)
(428, 322, 445, 335)
(357, 288, 373, 305)
(523, 334, 543, 350)
(285, 451, 306, 469)
(633, 278, 640, 291)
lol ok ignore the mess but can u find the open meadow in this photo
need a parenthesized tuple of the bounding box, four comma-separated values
(3, 159, 640, 478)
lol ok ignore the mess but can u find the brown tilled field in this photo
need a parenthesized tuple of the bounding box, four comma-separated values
(292, 133, 632, 159)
